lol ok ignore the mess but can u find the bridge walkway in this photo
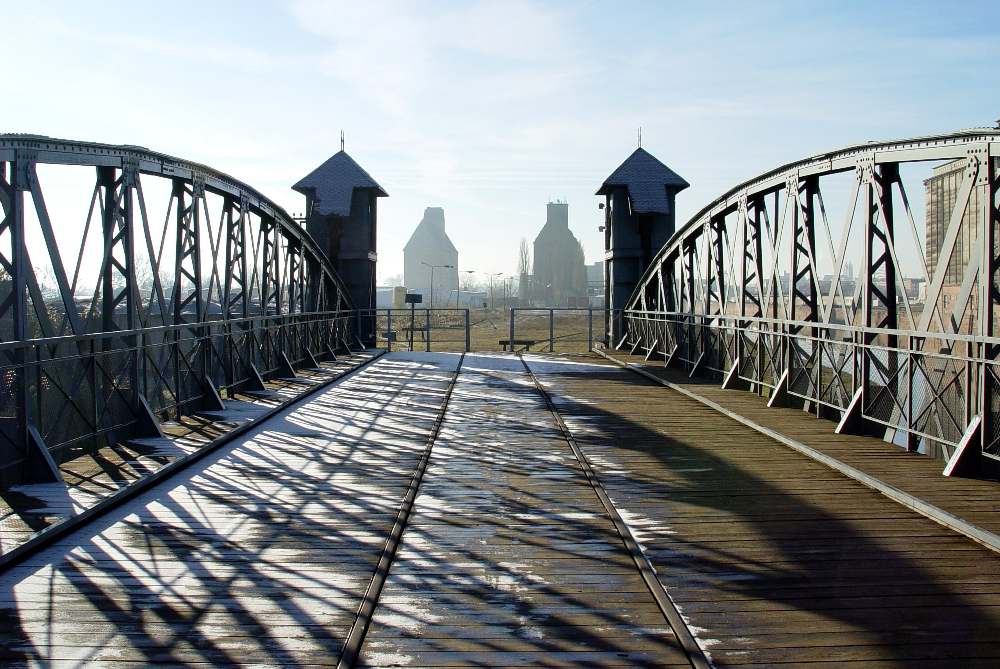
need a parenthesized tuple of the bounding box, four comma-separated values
(0, 352, 998, 667)
(599, 350, 1000, 542)
(545, 352, 1000, 667)
(358, 354, 694, 668)
(0, 352, 458, 667)
(0, 351, 384, 555)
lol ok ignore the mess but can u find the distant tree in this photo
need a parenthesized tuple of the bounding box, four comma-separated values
(463, 276, 488, 294)
(383, 273, 403, 287)
(34, 265, 60, 301)
(159, 268, 175, 295)
(135, 259, 154, 295)
(571, 239, 588, 301)
(517, 238, 531, 278)
(517, 237, 531, 303)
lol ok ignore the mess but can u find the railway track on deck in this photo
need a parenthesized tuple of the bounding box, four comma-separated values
(517, 353, 712, 669)
(337, 353, 466, 668)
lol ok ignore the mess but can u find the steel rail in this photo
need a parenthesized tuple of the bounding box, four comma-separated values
(623, 309, 1000, 348)
(625, 313, 1000, 367)
(0, 309, 356, 352)
(0, 315, 355, 366)
(337, 353, 466, 669)
(519, 353, 713, 669)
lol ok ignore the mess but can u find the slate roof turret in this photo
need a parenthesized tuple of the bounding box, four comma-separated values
(596, 148, 688, 215)
(292, 151, 387, 217)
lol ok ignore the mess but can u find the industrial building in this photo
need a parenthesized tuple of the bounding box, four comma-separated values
(925, 159, 982, 289)
(404, 207, 459, 307)
(531, 201, 588, 307)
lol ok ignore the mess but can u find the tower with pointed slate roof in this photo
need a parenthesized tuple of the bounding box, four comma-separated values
(293, 148, 387, 342)
(597, 147, 688, 345)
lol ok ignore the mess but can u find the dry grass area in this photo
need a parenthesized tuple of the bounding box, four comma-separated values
(378, 308, 605, 353)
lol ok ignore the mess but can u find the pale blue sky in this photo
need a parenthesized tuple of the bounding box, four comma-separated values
(6, 1, 999, 282)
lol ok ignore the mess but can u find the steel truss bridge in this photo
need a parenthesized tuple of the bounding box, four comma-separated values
(621, 128, 1000, 472)
(0, 135, 360, 484)
(0, 131, 997, 668)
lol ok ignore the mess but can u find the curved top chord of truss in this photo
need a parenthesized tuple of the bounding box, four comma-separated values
(625, 127, 1000, 336)
(0, 133, 353, 342)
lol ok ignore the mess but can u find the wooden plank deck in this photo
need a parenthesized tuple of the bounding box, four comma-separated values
(603, 350, 1000, 542)
(1, 350, 997, 667)
(0, 352, 461, 667)
(0, 351, 383, 557)
(359, 354, 693, 668)
(531, 352, 1000, 667)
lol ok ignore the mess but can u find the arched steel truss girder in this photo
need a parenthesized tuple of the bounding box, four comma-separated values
(0, 135, 359, 483)
(622, 128, 1000, 470)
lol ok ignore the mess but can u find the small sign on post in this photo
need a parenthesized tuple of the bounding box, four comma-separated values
(405, 294, 422, 351)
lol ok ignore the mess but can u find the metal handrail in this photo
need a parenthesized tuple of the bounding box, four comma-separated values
(624, 309, 1000, 350)
(0, 310, 357, 353)
(626, 311, 998, 369)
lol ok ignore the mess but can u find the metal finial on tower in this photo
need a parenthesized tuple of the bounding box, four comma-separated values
(340, 130, 345, 152)
(637, 127, 642, 148)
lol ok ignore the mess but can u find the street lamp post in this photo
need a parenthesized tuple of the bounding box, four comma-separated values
(459, 270, 475, 307)
(421, 261, 454, 309)
(488, 272, 504, 311)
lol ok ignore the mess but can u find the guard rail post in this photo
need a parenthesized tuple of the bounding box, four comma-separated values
(464, 309, 470, 352)
(509, 309, 515, 354)
(549, 309, 555, 352)
(588, 308, 594, 352)
(425, 309, 431, 352)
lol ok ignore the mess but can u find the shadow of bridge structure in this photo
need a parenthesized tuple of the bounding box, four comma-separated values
(0, 352, 995, 668)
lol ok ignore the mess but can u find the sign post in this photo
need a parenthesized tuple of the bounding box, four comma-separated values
(405, 293, 423, 352)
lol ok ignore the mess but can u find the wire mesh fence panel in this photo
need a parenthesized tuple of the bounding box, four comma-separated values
(817, 339, 854, 410)
(508, 309, 602, 353)
(911, 354, 969, 455)
(372, 309, 470, 352)
(788, 336, 817, 401)
(548, 310, 593, 352)
(985, 362, 1000, 458)
(425, 310, 469, 352)
(509, 310, 554, 352)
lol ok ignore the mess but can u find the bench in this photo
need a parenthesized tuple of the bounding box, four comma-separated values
(499, 339, 537, 351)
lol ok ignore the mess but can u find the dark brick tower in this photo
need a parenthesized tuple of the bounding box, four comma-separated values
(293, 148, 387, 344)
(597, 148, 688, 346)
